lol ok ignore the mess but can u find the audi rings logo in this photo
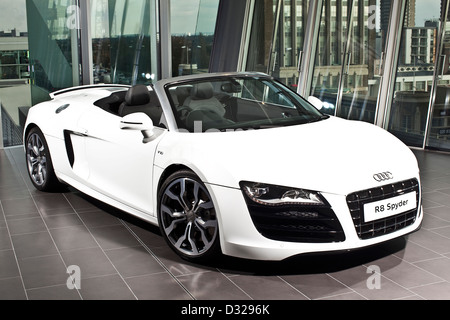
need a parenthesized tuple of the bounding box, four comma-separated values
(373, 172, 394, 182)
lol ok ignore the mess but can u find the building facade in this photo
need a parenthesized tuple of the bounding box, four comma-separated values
(0, 0, 449, 152)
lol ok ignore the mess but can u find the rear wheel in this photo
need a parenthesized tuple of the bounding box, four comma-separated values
(25, 127, 64, 191)
(158, 170, 221, 262)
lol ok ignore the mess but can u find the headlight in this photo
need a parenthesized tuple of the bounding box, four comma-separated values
(240, 181, 325, 206)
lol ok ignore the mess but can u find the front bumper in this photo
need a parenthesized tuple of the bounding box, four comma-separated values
(207, 179, 423, 261)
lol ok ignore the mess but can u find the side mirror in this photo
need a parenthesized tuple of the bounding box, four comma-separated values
(120, 112, 154, 143)
(307, 96, 324, 110)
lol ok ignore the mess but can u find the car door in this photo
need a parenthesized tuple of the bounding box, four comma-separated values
(77, 106, 166, 215)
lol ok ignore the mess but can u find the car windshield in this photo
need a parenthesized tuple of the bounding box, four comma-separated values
(166, 76, 328, 132)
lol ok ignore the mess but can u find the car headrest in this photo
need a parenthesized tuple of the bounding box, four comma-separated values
(125, 85, 150, 106)
(191, 82, 214, 100)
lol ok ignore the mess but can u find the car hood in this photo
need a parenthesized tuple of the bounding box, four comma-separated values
(158, 117, 419, 195)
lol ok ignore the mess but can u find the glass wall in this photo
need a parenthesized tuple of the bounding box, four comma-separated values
(387, 0, 444, 147)
(26, 0, 81, 106)
(171, 0, 220, 77)
(308, 0, 386, 123)
(245, 0, 278, 74)
(425, 1, 450, 151)
(0, 0, 30, 147)
(91, 0, 159, 86)
(245, 0, 309, 88)
(2, 0, 450, 152)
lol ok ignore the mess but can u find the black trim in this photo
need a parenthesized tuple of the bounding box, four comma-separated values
(52, 85, 130, 98)
(240, 185, 345, 243)
(63, 130, 75, 167)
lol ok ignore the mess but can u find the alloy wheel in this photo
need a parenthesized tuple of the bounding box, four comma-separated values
(159, 176, 218, 259)
(26, 132, 48, 187)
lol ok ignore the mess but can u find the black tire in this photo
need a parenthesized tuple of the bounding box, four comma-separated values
(158, 170, 221, 263)
(25, 126, 65, 192)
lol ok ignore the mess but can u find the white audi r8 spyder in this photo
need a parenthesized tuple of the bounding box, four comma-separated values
(24, 72, 423, 262)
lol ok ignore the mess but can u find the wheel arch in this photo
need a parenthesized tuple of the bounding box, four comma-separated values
(23, 123, 39, 143)
(157, 164, 197, 194)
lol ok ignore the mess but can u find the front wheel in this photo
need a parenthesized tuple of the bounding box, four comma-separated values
(25, 127, 64, 191)
(158, 170, 221, 262)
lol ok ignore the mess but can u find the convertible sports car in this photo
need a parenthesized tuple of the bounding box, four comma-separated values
(24, 72, 423, 262)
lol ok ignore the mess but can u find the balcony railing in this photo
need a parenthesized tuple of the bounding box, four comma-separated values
(1, 103, 23, 147)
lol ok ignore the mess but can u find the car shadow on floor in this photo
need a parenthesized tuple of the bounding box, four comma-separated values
(213, 237, 408, 276)
(66, 187, 408, 277)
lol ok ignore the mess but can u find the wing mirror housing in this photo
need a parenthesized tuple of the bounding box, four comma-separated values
(307, 96, 324, 110)
(120, 112, 154, 143)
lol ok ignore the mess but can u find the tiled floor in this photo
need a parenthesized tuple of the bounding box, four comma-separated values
(1, 146, 450, 300)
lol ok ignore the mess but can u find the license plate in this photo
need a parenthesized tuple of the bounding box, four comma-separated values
(364, 192, 417, 223)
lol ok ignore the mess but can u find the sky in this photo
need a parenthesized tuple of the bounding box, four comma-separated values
(170, 0, 219, 35)
(0, 0, 27, 33)
(415, 1, 441, 26)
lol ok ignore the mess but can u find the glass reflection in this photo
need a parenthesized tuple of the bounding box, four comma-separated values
(245, 0, 309, 89)
(91, 0, 158, 85)
(310, 0, 386, 124)
(171, 0, 219, 77)
(26, 0, 80, 105)
(388, 0, 441, 147)
(426, 3, 450, 151)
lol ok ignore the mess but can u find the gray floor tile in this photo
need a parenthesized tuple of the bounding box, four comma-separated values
(125, 273, 192, 300)
(78, 210, 122, 228)
(1, 197, 39, 217)
(0, 227, 12, 250)
(43, 213, 84, 229)
(33, 193, 73, 216)
(50, 225, 98, 252)
(280, 273, 352, 300)
(0, 185, 30, 201)
(60, 247, 118, 280)
(127, 223, 166, 249)
(367, 254, 443, 288)
(18, 255, 68, 289)
(27, 284, 82, 300)
(177, 271, 252, 300)
(11, 231, 58, 259)
(88, 224, 141, 250)
(393, 241, 441, 263)
(78, 274, 136, 300)
(0, 250, 20, 279)
(229, 275, 308, 300)
(410, 281, 450, 300)
(63, 192, 102, 212)
(105, 246, 165, 278)
(408, 229, 450, 255)
(0, 277, 27, 300)
(149, 246, 211, 277)
(414, 257, 450, 282)
(7, 217, 47, 235)
(329, 265, 414, 300)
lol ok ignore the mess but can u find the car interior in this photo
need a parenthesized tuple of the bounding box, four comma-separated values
(94, 85, 165, 128)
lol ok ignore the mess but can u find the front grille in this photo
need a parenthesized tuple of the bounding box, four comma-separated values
(346, 178, 420, 240)
(244, 203, 345, 243)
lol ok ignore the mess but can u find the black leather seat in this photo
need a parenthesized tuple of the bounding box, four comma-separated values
(118, 85, 163, 125)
